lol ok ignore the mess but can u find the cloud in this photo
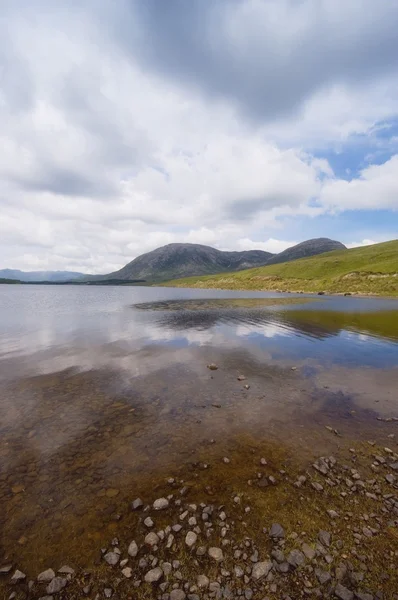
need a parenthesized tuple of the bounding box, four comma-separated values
(0, 1, 397, 272)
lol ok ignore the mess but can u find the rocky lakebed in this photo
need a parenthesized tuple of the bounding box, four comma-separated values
(1, 439, 398, 600)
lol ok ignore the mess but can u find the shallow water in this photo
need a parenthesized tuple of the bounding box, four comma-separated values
(0, 285, 397, 572)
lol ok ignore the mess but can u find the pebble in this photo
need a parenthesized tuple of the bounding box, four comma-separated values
(46, 577, 68, 594)
(144, 517, 154, 528)
(145, 532, 160, 547)
(170, 590, 186, 600)
(104, 552, 119, 566)
(185, 531, 197, 547)
(131, 498, 144, 510)
(11, 570, 26, 584)
(334, 583, 354, 600)
(58, 566, 74, 575)
(287, 549, 305, 568)
(302, 543, 316, 560)
(197, 574, 210, 589)
(251, 561, 273, 580)
(153, 498, 169, 510)
(318, 530, 331, 547)
(128, 540, 138, 557)
(122, 567, 132, 578)
(269, 523, 285, 539)
(37, 569, 55, 582)
(144, 567, 163, 583)
(0, 565, 13, 574)
(223, 457, 230, 464)
(208, 547, 224, 562)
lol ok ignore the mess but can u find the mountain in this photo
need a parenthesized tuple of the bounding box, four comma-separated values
(266, 238, 346, 265)
(161, 240, 398, 297)
(97, 243, 274, 282)
(0, 269, 85, 282)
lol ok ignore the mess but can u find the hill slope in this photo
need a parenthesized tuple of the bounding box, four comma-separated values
(266, 238, 345, 265)
(161, 240, 398, 296)
(0, 269, 85, 282)
(98, 243, 274, 282)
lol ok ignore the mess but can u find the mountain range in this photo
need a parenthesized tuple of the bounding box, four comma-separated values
(92, 237, 346, 283)
(0, 268, 85, 282)
(1, 238, 346, 284)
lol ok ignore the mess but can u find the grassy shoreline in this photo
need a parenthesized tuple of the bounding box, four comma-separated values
(160, 240, 398, 297)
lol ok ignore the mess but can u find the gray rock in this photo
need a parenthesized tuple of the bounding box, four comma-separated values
(335, 584, 354, 600)
(251, 561, 273, 580)
(144, 517, 154, 528)
(128, 540, 139, 557)
(197, 575, 210, 589)
(162, 562, 172, 576)
(11, 570, 26, 584)
(302, 543, 316, 560)
(315, 569, 331, 585)
(37, 569, 55, 582)
(170, 590, 186, 600)
(278, 562, 290, 574)
(153, 498, 169, 510)
(131, 498, 144, 510)
(269, 523, 285, 539)
(144, 567, 163, 583)
(46, 577, 68, 594)
(185, 531, 197, 547)
(287, 550, 305, 568)
(0, 565, 13, 574)
(122, 567, 133, 578)
(271, 549, 285, 563)
(385, 474, 395, 484)
(145, 532, 160, 547)
(244, 590, 253, 600)
(104, 588, 113, 598)
(172, 524, 183, 533)
(104, 552, 120, 566)
(234, 566, 244, 578)
(318, 530, 331, 547)
(58, 566, 74, 575)
(196, 546, 207, 556)
(208, 547, 224, 562)
(355, 594, 374, 600)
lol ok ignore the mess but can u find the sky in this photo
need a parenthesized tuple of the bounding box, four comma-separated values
(1, 0, 398, 274)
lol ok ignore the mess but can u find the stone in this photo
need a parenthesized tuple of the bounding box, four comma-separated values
(11, 570, 26, 584)
(104, 552, 119, 566)
(327, 510, 339, 519)
(128, 540, 139, 557)
(131, 498, 144, 510)
(251, 561, 273, 581)
(58, 566, 74, 575)
(302, 543, 316, 560)
(234, 566, 244, 577)
(170, 590, 186, 600)
(46, 577, 68, 594)
(197, 575, 210, 589)
(104, 589, 113, 598)
(162, 562, 172, 576)
(172, 524, 183, 532)
(37, 569, 55, 582)
(208, 547, 224, 562)
(385, 474, 395, 484)
(269, 523, 285, 539)
(237, 375, 246, 381)
(185, 531, 197, 547)
(207, 364, 218, 370)
(287, 550, 305, 568)
(335, 584, 354, 600)
(223, 457, 230, 464)
(153, 498, 169, 510)
(0, 565, 13, 574)
(315, 569, 331, 585)
(122, 567, 133, 578)
(196, 546, 206, 556)
(318, 530, 331, 547)
(144, 517, 154, 528)
(144, 567, 163, 583)
(145, 532, 160, 547)
(355, 594, 374, 600)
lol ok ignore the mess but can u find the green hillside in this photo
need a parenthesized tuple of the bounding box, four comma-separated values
(161, 240, 398, 296)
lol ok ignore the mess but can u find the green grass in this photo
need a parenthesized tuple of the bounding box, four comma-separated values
(160, 240, 398, 296)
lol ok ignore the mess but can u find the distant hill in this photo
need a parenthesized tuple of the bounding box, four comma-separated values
(96, 243, 274, 282)
(93, 238, 346, 283)
(266, 238, 346, 265)
(161, 240, 398, 296)
(0, 269, 85, 282)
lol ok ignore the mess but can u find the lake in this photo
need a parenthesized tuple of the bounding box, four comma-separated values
(0, 285, 397, 572)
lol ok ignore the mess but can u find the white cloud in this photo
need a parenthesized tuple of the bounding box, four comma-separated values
(0, 1, 397, 272)
(346, 239, 377, 249)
